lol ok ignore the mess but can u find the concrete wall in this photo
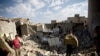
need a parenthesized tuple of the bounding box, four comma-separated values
(88, 0, 100, 35)
(57, 23, 73, 32)
(45, 23, 73, 33)
(0, 21, 16, 40)
(37, 24, 43, 31)
(0, 37, 15, 56)
(21, 24, 29, 36)
(30, 25, 37, 31)
(45, 24, 53, 29)
(68, 17, 80, 23)
(68, 17, 87, 23)
(51, 20, 57, 24)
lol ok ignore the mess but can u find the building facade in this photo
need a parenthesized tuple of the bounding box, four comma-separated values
(67, 14, 87, 25)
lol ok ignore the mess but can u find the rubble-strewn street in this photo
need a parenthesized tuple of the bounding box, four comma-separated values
(0, 14, 99, 56)
(19, 32, 97, 56)
(1, 0, 100, 56)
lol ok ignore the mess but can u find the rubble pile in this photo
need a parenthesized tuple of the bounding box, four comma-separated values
(73, 29, 94, 53)
(19, 33, 96, 56)
(20, 40, 40, 56)
(20, 37, 66, 56)
(0, 16, 98, 56)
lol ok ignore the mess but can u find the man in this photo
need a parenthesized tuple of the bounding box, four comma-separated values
(64, 32, 78, 56)
(58, 26, 63, 35)
(13, 35, 21, 56)
(52, 26, 59, 36)
(94, 26, 100, 56)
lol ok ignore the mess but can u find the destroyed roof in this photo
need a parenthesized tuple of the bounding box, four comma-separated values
(0, 17, 11, 22)
(11, 18, 29, 22)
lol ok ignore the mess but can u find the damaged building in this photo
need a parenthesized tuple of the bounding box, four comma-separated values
(0, 17, 36, 56)
(0, 17, 16, 56)
(0, 13, 94, 56)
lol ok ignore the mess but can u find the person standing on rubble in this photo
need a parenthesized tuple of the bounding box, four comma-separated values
(52, 24, 60, 36)
(13, 35, 21, 56)
(64, 31, 78, 56)
(94, 26, 100, 56)
(58, 26, 63, 35)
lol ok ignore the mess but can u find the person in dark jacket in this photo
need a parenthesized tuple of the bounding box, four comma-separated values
(94, 26, 100, 56)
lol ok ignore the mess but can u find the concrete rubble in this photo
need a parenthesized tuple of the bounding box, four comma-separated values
(18, 31, 97, 56)
(0, 15, 98, 56)
(20, 37, 66, 56)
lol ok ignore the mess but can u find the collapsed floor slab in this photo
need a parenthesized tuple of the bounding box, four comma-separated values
(0, 37, 15, 56)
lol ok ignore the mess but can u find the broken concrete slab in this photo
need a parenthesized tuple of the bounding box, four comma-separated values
(0, 36, 15, 56)
(48, 37, 62, 47)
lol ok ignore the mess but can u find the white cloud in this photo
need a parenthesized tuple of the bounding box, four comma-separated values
(43, 10, 53, 15)
(56, 1, 88, 21)
(14, 0, 46, 9)
(5, 0, 46, 18)
(5, 0, 87, 23)
(6, 3, 36, 18)
(49, 0, 69, 7)
(42, 0, 52, 3)
(43, 0, 88, 22)
(61, 1, 88, 16)
(35, 10, 53, 16)
(28, 0, 45, 9)
(53, 6, 62, 10)
(50, 0, 64, 7)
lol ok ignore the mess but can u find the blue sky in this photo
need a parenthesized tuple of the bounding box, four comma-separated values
(0, 0, 88, 23)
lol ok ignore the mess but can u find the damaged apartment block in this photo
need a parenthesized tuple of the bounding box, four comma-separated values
(0, 17, 35, 56)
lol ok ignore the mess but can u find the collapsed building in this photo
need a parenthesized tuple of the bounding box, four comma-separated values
(0, 17, 16, 56)
(34, 14, 92, 48)
(0, 17, 36, 56)
(0, 14, 94, 56)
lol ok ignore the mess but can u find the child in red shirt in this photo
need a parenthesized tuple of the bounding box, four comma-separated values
(13, 35, 21, 56)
